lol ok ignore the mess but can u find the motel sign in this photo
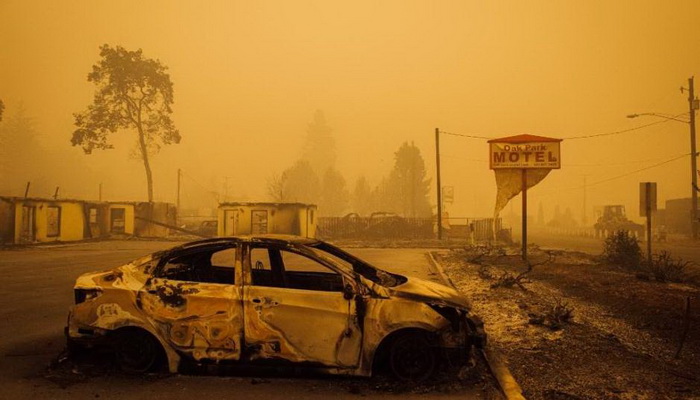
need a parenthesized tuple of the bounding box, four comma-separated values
(489, 134, 562, 169)
(488, 134, 562, 262)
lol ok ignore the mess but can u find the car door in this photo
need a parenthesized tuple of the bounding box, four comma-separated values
(138, 244, 243, 363)
(243, 243, 363, 368)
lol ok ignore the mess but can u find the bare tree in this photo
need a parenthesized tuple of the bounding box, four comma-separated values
(267, 172, 287, 202)
(320, 167, 349, 216)
(71, 44, 181, 202)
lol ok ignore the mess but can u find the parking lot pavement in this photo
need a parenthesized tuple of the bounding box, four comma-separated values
(0, 240, 486, 400)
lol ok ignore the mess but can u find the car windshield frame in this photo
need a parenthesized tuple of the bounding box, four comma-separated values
(306, 241, 407, 288)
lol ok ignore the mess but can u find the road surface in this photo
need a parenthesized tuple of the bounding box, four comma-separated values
(0, 240, 486, 400)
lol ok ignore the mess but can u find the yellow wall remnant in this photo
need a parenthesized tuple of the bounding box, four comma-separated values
(218, 202, 318, 238)
(0, 196, 177, 244)
(9, 199, 85, 243)
(107, 203, 135, 235)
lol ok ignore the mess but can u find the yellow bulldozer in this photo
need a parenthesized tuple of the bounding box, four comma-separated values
(594, 205, 644, 238)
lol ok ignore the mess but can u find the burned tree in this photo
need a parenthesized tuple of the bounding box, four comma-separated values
(71, 44, 181, 202)
(0, 99, 4, 122)
(385, 142, 432, 217)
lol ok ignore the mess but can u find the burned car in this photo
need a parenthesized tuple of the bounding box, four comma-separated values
(66, 235, 485, 380)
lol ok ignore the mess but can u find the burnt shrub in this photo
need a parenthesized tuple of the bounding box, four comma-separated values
(647, 251, 694, 283)
(603, 231, 642, 270)
(528, 298, 574, 330)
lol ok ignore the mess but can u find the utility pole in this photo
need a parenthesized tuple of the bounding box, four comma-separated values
(223, 176, 232, 203)
(177, 168, 181, 211)
(688, 77, 698, 239)
(645, 183, 652, 264)
(521, 169, 528, 262)
(24, 181, 30, 198)
(99, 183, 102, 202)
(435, 128, 442, 240)
(53, 186, 59, 199)
(582, 176, 587, 226)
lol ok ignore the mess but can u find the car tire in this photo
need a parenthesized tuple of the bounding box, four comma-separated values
(114, 329, 162, 373)
(388, 332, 437, 382)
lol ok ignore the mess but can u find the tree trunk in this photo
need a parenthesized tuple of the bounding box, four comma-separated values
(137, 126, 154, 202)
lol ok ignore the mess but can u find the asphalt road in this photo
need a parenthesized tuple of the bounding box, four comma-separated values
(0, 240, 485, 400)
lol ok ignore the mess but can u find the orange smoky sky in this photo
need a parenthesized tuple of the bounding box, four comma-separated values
(1, 0, 699, 222)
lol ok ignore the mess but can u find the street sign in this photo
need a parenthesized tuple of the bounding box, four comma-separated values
(442, 186, 454, 204)
(489, 135, 562, 169)
(640, 182, 657, 217)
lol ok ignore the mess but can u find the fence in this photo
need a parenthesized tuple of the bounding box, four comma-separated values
(318, 216, 433, 239)
(317, 215, 506, 241)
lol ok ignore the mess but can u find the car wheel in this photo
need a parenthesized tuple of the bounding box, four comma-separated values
(115, 329, 161, 373)
(388, 332, 437, 382)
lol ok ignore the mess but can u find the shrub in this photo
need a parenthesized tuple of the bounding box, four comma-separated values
(490, 271, 530, 290)
(647, 251, 693, 283)
(603, 231, 642, 269)
(528, 298, 574, 330)
(546, 298, 574, 330)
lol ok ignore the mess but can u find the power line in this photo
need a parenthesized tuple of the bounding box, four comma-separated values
(439, 112, 687, 142)
(564, 117, 675, 140)
(439, 131, 491, 139)
(180, 170, 220, 200)
(586, 153, 689, 187)
(562, 153, 688, 167)
(536, 153, 690, 197)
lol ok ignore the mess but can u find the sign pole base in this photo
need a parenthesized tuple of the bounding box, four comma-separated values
(522, 169, 527, 262)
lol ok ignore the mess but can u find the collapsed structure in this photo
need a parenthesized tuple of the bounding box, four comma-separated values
(0, 196, 176, 244)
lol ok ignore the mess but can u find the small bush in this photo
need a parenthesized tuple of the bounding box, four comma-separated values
(603, 231, 642, 269)
(546, 298, 574, 330)
(528, 298, 574, 330)
(463, 242, 506, 264)
(477, 265, 493, 280)
(490, 271, 530, 290)
(647, 251, 693, 283)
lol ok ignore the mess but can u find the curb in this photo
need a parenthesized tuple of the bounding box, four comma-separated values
(427, 251, 527, 400)
(426, 251, 457, 288)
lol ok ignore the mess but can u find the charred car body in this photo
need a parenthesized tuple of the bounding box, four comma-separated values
(66, 235, 485, 380)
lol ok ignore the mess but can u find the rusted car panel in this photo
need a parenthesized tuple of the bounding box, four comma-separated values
(66, 235, 485, 378)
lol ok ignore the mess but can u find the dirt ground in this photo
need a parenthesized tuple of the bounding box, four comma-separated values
(436, 246, 700, 400)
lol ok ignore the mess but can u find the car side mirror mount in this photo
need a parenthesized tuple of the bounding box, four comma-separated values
(343, 283, 355, 300)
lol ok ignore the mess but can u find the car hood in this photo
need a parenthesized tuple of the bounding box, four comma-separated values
(388, 276, 471, 310)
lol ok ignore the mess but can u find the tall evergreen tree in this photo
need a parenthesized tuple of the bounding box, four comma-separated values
(279, 160, 320, 204)
(384, 142, 432, 217)
(351, 176, 373, 215)
(0, 105, 44, 193)
(301, 110, 336, 177)
(320, 167, 349, 216)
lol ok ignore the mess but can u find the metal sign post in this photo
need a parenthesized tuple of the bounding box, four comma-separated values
(521, 169, 528, 261)
(640, 182, 657, 265)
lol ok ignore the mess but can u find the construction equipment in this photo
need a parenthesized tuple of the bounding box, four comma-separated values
(594, 205, 644, 238)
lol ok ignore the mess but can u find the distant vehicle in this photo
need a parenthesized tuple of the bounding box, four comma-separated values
(66, 235, 485, 381)
(196, 220, 218, 237)
(594, 205, 643, 237)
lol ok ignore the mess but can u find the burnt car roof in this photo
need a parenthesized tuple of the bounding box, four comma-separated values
(157, 235, 320, 259)
(178, 234, 319, 249)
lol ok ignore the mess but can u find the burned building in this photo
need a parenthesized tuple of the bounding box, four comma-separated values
(0, 196, 176, 244)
